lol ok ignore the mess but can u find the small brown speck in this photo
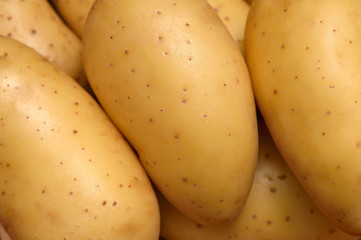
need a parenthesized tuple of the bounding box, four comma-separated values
(31, 29, 36, 34)
(252, 214, 257, 219)
(73, 130, 78, 134)
(196, 223, 202, 228)
(273, 89, 278, 94)
(113, 201, 117, 206)
(266, 220, 272, 225)
(285, 216, 291, 221)
(270, 187, 277, 193)
(182, 177, 188, 183)
(102, 201, 107, 206)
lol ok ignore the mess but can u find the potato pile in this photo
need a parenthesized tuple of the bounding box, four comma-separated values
(0, 0, 360, 239)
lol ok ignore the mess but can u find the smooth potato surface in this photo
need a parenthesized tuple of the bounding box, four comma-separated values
(0, 36, 160, 240)
(245, 0, 361, 235)
(83, 0, 258, 226)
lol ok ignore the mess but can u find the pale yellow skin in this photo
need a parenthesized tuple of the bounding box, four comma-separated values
(207, 0, 250, 54)
(0, 0, 90, 91)
(159, 120, 360, 240)
(50, 0, 95, 38)
(0, 36, 160, 240)
(83, 0, 258, 226)
(245, 0, 361, 235)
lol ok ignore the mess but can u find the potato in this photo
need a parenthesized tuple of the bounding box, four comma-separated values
(50, 0, 250, 53)
(158, 120, 360, 240)
(245, 0, 361, 235)
(207, 0, 250, 54)
(0, 36, 160, 240)
(0, 0, 90, 91)
(0, 223, 11, 240)
(49, 0, 95, 38)
(82, 0, 258, 226)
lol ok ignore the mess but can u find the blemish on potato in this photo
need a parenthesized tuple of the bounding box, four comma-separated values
(102, 200, 107, 206)
(252, 214, 257, 220)
(266, 220, 272, 225)
(270, 187, 277, 193)
(285, 216, 291, 221)
(273, 89, 278, 94)
(73, 130, 78, 134)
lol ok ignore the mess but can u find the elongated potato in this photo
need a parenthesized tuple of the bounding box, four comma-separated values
(245, 0, 361, 235)
(83, 0, 258, 226)
(0, 36, 160, 240)
(207, 0, 250, 54)
(158, 120, 360, 240)
(49, 0, 95, 38)
(0, 0, 90, 91)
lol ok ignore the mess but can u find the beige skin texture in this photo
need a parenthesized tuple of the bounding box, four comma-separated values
(49, 0, 249, 51)
(0, 0, 90, 92)
(245, 0, 361, 236)
(83, 0, 258, 226)
(207, 0, 250, 54)
(50, 0, 95, 38)
(0, 36, 160, 240)
(158, 119, 360, 240)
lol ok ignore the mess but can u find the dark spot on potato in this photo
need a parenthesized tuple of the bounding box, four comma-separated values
(285, 216, 291, 221)
(273, 89, 278, 94)
(113, 201, 117, 206)
(252, 214, 257, 219)
(102, 201, 107, 206)
(270, 187, 277, 193)
(73, 130, 78, 134)
(278, 174, 287, 180)
(182, 178, 188, 183)
(196, 223, 202, 228)
(266, 220, 272, 225)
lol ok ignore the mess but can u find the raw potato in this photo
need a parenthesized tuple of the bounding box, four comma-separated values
(0, 36, 160, 240)
(207, 0, 250, 54)
(245, 0, 361, 235)
(0, 223, 11, 240)
(83, 0, 258, 226)
(0, 0, 90, 91)
(158, 120, 360, 240)
(49, 0, 95, 38)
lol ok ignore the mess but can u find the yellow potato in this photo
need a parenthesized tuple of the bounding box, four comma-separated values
(83, 0, 258, 226)
(50, 0, 95, 38)
(245, 0, 361, 235)
(207, 0, 250, 54)
(0, 36, 160, 240)
(0, 0, 90, 91)
(158, 120, 360, 240)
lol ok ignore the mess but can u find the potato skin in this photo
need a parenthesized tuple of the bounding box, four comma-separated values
(0, 0, 90, 91)
(245, 0, 361, 235)
(0, 36, 160, 240)
(158, 120, 360, 240)
(83, 0, 258, 226)
(207, 0, 250, 54)
(50, 0, 95, 38)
